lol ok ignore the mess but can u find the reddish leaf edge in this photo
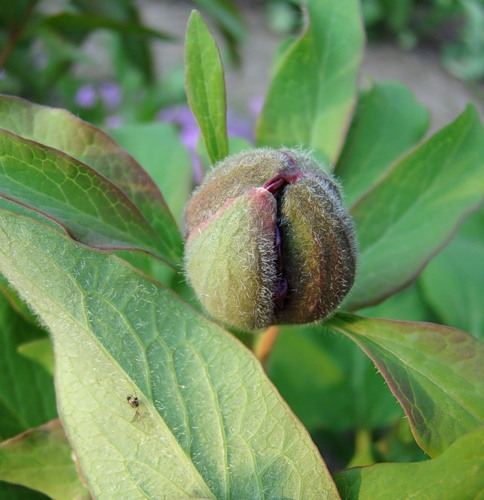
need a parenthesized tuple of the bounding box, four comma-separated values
(327, 312, 482, 457)
(0, 129, 180, 269)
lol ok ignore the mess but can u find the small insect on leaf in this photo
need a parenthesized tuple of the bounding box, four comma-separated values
(127, 395, 140, 409)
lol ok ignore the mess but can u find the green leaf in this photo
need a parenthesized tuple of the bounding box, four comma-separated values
(0, 273, 39, 326)
(0, 95, 182, 264)
(420, 208, 484, 340)
(334, 426, 484, 499)
(185, 10, 229, 165)
(329, 313, 484, 456)
(335, 82, 429, 207)
(347, 105, 484, 310)
(0, 129, 175, 262)
(267, 325, 403, 433)
(0, 420, 89, 500)
(0, 481, 48, 500)
(358, 283, 436, 323)
(109, 122, 194, 225)
(17, 339, 55, 376)
(0, 295, 56, 440)
(0, 210, 338, 499)
(255, 0, 364, 164)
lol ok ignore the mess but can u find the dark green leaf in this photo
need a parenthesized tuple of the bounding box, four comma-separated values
(256, 0, 364, 164)
(335, 82, 429, 207)
(0, 295, 56, 440)
(0, 129, 173, 262)
(0, 481, 48, 500)
(185, 10, 229, 165)
(420, 208, 484, 339)
(329, 313, 484, 456)
(0, 95, 182, 264)
(358, 283, 437, 323)
(347, 105, 484, 310)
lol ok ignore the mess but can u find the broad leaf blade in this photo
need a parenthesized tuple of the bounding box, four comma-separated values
(0, 420, 89, 500)
(0, 95, 182, 263)
(335, 82, 429, 206)
(109, 122, 194, 225)
(255, 0, 364, 164)
(0, 129, 172, 261)
(420, 208, 484, 340)
(329, 313, 484, 456)
(185, 10, 229, 165)
(0, 295, 56, 440)
(347, 105, 484, 310)
(334, 427, 484, 499)
(0, 210, 338, 498)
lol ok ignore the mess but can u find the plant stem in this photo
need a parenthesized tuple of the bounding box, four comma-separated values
(254, 325, 280, 368)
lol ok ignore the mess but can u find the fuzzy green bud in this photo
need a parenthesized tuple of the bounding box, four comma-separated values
(184, 148, 357, 331)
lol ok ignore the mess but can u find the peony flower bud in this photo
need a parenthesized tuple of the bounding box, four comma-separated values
(184, 148, 357, 331)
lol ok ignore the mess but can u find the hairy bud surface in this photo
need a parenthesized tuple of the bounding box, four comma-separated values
(184, 148, 357, 331)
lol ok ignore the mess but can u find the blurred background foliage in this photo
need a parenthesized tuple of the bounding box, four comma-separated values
(0, 0, 482, 129)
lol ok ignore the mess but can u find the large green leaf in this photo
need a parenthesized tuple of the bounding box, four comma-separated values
(357, 283, 436, 323)
(335, 82, 429, 207)
(0, 209, 338, 499)
(329, 313, 484, 456)
(420, 208, 484, 340)
(109, 122, 194, 225)
(0, 420, 89, 499)
(334, 426, 484, 499)
(255, 0, 364, 164)
(347, 105, 484, 310)
(0, 95, 182, 264)
(0, 129, 174, 261)
(0, 295, 56, 440)
(185, 10, 229, 165)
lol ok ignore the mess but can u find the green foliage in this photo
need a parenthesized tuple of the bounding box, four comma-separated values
(334, 426, 484, 499)
(256, 0, 364, 164)
(0, 0, 483, 497)
(185, 11, 229, 165)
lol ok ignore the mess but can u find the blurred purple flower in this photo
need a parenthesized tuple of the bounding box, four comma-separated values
(100, 82, 121, 110)
(249, 96, 264, 117)
(105, 115, 123, 128)
(160, 105, 255, 184)
(227, 109, 254, 142)
(159, 106, 202, 183)
(75, 84, 97, 108)
(0, 69, 5, 79)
